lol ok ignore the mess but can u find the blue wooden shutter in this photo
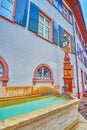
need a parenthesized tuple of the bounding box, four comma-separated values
(71, 35, 75, 54)
(69, 10, 73, 24)
(14, 0, 28, 27)
(59, 25, 64, 47)
(58, 0, 62, 13)
(53, 0, 58, 9)
(0, 0, 13, 19)
(28, 2, 39, 33)
(53, 21, 58, 45)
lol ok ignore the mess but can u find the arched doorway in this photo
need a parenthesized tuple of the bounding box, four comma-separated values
(33, 64, 54, 86)
(0, 56, 9, 86)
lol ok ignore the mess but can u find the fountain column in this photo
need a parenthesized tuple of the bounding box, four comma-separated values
(63, 52, 73, 92)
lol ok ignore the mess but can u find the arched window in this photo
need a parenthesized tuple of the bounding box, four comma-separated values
(0, 56, 9, 86)
(36, 67, 51, 79)
(0, 63, 3, 77)
(33, 64, 54, 85)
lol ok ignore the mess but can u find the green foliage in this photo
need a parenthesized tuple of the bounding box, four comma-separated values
(63, 84, 68, 89)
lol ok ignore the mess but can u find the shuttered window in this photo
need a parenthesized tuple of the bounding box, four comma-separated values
(62, 4, 73, 24)
(53, 0, 58, 8)
(28, 2, 53, 41)
(0, 0, 14, 19)
(28, 2, 39, 33)
(53, 0, 62, 12)
(58, 0, 62, 13)
(15, 0, 28, 27)
(62, 5, 69, 20)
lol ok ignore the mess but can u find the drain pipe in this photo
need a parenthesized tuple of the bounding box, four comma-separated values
(72, 6, 80, 99)
(75, 50, 80, 99)
(72, 27, 80, 99)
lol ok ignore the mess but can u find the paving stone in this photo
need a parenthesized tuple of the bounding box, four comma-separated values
(78, 97, 87, 120)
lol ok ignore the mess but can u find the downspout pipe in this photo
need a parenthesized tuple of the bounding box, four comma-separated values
(71, 8, 80, 99)
(75, 46, 80, 99)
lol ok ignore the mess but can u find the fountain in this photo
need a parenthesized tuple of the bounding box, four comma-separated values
(0, 85, 79, 130)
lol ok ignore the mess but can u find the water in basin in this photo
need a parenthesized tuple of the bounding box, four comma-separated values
(0, 95, 71, 120)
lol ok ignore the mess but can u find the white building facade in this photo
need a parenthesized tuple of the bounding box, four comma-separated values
(0, 0, 87, 98)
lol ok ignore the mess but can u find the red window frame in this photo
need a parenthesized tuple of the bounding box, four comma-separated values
(47, 0, 53, 5)
(33, 64, 54, 85)
(62, 3, 70, 22)
(0, 56, 9, 86)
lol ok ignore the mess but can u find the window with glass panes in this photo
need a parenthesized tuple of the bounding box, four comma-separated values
(0, 0, 14, 19)
(0, 63, 3, 77)
(38, 13, 50, 40)
(36, 67, 50, 79)
(62, 5, 69, 20)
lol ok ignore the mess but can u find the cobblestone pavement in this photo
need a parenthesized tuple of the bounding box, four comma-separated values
(78, 97, 87, 120)
(71, 113, 87, 130)
(70, 97, 87, 130)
